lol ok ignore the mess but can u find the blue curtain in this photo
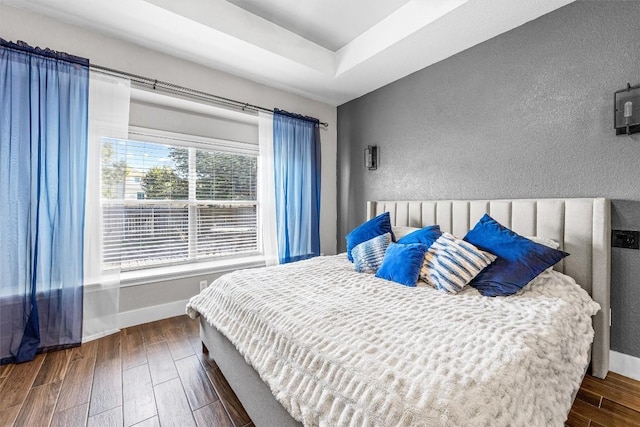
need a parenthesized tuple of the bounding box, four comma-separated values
(0, 40, 89, 364)
(273, 109, 321, 264)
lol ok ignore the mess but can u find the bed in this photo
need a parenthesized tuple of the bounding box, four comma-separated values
(187, 197, 610, 426)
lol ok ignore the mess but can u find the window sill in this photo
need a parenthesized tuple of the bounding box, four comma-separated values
(119, 255, 266, 288)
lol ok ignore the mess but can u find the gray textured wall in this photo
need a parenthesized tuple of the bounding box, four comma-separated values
(337, 1, 640, 358)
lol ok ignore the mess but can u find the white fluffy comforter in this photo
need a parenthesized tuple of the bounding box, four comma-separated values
(186, 255, 600, 427)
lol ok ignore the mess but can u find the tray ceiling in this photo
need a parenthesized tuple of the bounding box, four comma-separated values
(3, 0, 575, 106)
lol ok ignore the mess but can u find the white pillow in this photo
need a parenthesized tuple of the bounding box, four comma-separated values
(526, 235, 561, 249)
(420, 232, 497, 294)
(391, 226, 419, 240)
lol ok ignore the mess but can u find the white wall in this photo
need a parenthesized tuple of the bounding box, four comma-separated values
(0, 4, 337, 322)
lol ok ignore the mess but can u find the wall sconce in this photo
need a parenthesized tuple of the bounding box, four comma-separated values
(615, 83, 640, 135)
(364, 145, 377, 170)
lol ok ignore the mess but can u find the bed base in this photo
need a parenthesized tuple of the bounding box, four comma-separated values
(200, 316, 301, 426)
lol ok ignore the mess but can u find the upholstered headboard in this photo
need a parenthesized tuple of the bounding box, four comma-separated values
(367, 198, 611, 379)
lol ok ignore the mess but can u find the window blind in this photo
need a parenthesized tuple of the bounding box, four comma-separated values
(100, 131, 258, 270)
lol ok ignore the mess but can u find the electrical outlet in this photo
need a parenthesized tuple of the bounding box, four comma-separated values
(199, 280, 208, 291)
(611, 230, 639, 249)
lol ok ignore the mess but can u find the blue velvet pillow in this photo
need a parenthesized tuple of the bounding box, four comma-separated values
(375, 243, 429, 287)
(464, 214, 569, 297)
(346, 212, 393, 262)
(397, 225, 442, 247)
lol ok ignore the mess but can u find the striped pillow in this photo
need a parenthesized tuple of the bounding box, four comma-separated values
(352, 233, 392, 273)
(420, 232, 496, 293)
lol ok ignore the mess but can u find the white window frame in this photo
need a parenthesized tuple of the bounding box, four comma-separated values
(100, 126, 262, 272)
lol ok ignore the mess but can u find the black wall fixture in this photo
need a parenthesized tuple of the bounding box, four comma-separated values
(364, 145, 378, 170)
(615, 83, 640, 135)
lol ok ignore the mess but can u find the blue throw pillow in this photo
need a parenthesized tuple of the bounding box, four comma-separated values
(464, 214, 569, 296)
(375, 242, 429, 287)
(352, 233, 392, 273)
(346, 212, 393, 262)
(397, 225, 442, 247)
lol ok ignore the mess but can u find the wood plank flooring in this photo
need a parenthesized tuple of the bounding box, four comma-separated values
(1, 315, 639, 426)
(568, 371, 640, 426)
(0, 315, 252, 427)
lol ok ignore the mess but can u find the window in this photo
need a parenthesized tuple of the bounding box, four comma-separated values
(100, 129, 259, 270)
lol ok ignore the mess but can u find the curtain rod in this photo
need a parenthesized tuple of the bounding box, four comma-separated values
(90, 64, 329, 128)
(0, 39, 328, 127)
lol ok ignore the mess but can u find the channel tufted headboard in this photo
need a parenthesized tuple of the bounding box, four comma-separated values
(367, 198, 611, 379)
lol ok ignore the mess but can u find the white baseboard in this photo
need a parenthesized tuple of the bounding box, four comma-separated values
(82, 328, 121, 343)
(610, 350, 640, 381)
(118, 299, 190, 329)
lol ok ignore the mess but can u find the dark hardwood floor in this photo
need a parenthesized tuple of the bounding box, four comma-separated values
(0, 315, 252, 427)
(1, 315, 639, 426)
(568, 371, 640, 427)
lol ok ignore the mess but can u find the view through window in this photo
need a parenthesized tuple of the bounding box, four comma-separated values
(100, 133, 258, 269)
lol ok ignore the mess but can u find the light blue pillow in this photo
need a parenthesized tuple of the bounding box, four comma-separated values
(420, 232, 496, 293)
(352, 233, 392, 273)
(375, 242, 429, 287)
(464, 214, 569, 296)
(345, 212, 393, 262)
(397, 225, 442, 247)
